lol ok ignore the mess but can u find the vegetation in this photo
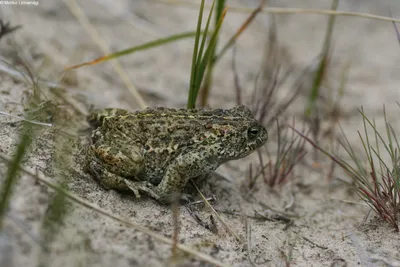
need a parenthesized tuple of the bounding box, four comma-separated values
(293, 108, 400, 232)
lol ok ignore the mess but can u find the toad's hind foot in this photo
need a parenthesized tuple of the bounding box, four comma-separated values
(123, 180, 191, 204)
(123, 179, 161, 200)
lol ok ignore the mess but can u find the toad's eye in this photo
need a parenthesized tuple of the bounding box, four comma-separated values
(247, 127, 259, 141)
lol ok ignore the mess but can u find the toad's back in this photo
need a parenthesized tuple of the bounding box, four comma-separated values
(90, 106, 258, 151)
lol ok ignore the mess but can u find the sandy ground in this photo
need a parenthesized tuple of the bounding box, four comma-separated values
(0, 0, 400, 266)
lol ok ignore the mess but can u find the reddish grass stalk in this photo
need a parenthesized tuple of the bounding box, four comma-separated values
(290, 124, 399, 232)
(264, 120, 308, 187)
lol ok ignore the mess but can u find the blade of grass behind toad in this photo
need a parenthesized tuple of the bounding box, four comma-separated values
(199, 0, 266, 106)
(187, 0, 227, 108)
(199, 0, 226, 107)
(200, 0, 267, 107)
(189, 0, 219, 108)
(192, 9, 226, 105)
(65, 31, 200, 70)
(187, 0, 206, 109)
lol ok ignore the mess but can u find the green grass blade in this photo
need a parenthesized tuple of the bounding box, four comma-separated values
(188, 0, 218, 108)
(66, 31, 200, 70)
(105, 31, 200, 59)
(192, 8, 226, 104)
(199, 0, 226, 106)
(197, 0, 216, 69)
(193, 0, 216, 102)
(188, 0, 207, 108)
(187, 0, 225, 109)
(216, 0, 226, 22)
(305, 0, 338, 117)
(192, 0, 218, 100)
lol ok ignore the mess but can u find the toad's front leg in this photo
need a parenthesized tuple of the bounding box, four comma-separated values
(151, 151, 217, 204)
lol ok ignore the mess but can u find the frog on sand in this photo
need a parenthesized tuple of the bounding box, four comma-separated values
(86, 105, 268, 203)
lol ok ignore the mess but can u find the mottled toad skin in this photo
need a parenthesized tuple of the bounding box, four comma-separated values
(86, 105, 268, 203)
